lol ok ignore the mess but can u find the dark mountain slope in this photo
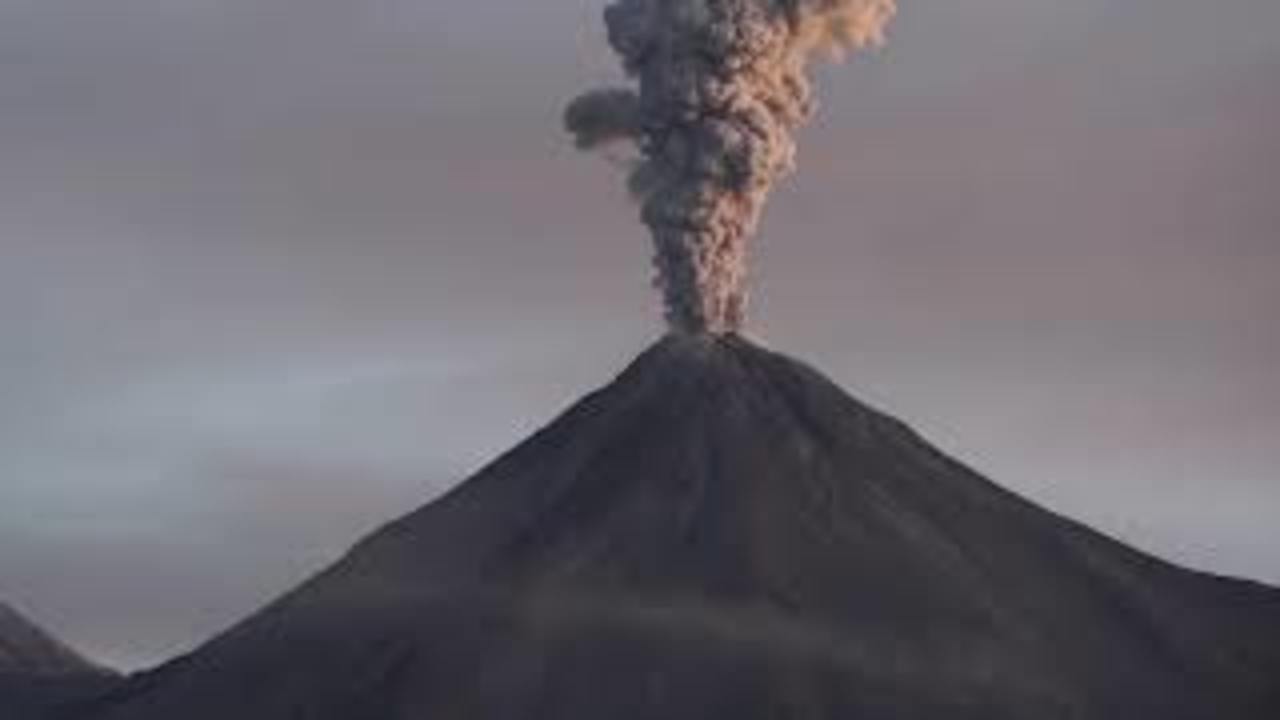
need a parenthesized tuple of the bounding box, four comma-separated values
(0, 602, 116, 719)
(74, 335, 1280, 719)
(0, 603, 95, 677)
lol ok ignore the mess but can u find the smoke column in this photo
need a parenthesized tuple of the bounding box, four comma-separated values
(566, 0, 896, 334)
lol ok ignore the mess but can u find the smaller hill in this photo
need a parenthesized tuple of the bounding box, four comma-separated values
(0, 601, 116, 719)
(0, 602, 103, 677)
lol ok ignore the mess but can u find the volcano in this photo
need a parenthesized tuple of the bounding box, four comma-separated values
(70, 336, 1280, 719)
(0, 602, 116, 719)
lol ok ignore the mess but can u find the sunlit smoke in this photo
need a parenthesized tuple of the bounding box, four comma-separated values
(567, 0, 896, 334)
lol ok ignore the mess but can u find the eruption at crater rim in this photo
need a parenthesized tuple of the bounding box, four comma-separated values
(566, 0, 897, 335)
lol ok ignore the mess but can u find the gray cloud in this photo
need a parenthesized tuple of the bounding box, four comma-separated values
(567, 0, 895, 334)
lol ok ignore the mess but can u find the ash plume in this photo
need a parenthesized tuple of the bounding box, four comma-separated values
(566, 0, 896, 335)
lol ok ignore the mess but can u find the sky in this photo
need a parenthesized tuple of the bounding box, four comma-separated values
(1, 0, 1277, 671)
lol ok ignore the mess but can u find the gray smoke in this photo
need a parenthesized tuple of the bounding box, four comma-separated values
(566, 0, 896, 334)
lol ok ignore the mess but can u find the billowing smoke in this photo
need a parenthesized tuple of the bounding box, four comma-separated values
(566, 0, 896, 335)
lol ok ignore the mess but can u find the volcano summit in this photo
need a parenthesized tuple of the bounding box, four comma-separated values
(67, 335, 1280, 720)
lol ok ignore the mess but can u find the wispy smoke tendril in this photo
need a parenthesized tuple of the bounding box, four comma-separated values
(566, 0, 896, 334)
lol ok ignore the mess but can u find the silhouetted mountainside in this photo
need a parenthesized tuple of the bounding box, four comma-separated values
(0, 602, 116, 719)
(73, 336, 1280, 719)
(0, 603, 96, 677)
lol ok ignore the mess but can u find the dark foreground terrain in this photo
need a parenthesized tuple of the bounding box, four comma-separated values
(60, 336, 1280, 719)
(0, 602, 116, 719)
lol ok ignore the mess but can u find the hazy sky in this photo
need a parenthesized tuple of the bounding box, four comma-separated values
(1, 0, 1277, 671)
